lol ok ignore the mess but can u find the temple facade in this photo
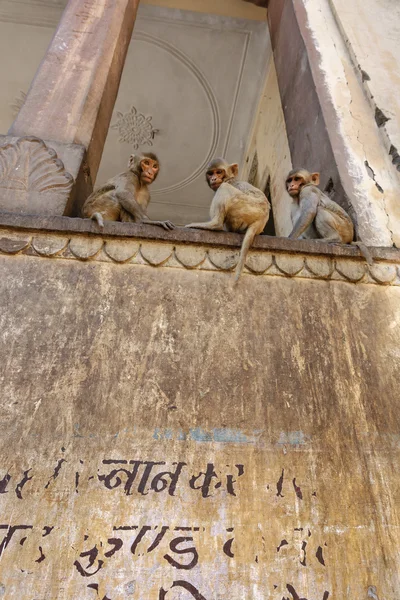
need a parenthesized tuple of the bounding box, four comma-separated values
(0, 1, 399, 598)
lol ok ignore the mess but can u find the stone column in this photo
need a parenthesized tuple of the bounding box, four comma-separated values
(264, 0, 399, 246)
(0, 0, 140, 217)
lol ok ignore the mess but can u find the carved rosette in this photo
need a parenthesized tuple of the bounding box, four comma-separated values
(111, 106, 159, 150)
(0, 136, 74, 216)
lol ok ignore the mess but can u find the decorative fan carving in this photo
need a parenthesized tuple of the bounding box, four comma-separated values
(0, 136, 74, 197)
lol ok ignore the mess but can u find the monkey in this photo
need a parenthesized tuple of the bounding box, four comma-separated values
(286, 168, 373, 264)
(185, 158, 270, 282)
(82, 152, 175, 230)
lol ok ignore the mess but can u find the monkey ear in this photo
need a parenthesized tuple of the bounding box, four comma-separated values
(311, 172, 320, 185)
(230, 163, 239, 177)
(128, 154, 136, 168)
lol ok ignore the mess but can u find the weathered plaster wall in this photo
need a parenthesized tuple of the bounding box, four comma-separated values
(266, 0, 352, 225)
(0, 21, 54, 135)
(291, 0, 400, 247)
(330, 0, 400, 158)
(0, 219, 399, 599)
(241, 61, 293, 236)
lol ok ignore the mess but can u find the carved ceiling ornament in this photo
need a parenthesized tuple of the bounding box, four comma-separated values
(0, 136, 74, 198)
(111, 105, 159, 150)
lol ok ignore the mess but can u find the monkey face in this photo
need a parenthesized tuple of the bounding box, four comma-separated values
(286, 174, 305, 197)
(206, 168, 227, 191)
(140, 158, 159, 184)
(286, 170, 320, 197)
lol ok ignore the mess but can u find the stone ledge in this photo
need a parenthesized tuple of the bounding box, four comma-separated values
(0, 220, 399, 287)
(0, 211, 399, 262)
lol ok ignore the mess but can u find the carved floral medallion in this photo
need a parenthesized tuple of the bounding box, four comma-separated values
(111, 105, 159, 150)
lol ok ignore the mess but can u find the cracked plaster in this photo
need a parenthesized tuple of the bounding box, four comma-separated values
(293, 0, 400, 247)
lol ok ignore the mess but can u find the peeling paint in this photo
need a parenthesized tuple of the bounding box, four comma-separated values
(277, 432, 310, 446)
(0, 244, 399, 597)
(153, 427, 263, 444)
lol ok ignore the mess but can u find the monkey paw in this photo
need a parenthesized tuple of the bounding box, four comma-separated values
(159, 220, 175, 230)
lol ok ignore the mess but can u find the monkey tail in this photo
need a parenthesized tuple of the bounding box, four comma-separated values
(234, 224, 259, 283)
(92, 212, 104, 228)
(351, 241, 373, 266)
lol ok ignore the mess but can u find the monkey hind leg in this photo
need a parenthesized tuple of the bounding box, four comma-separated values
(234, 223, 260, 284)
(185, 217, 224, 231)
(315, 208, 353, 243)
(120, 207, 136, 222)
(83, 193, 121, 225)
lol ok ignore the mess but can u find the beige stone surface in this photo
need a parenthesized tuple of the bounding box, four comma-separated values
(32, 235, 69, 257)
(245, 251, 273, 273)
(105, 240, 140, 263)
(275, 254, 305, 276)
(241, 61, 293, 237)
(0, 22, 54, 135)
(0, 3, 271, 224)
(0, 230, 399, 598)
(0, 233, 31, 252)
(142, 0, 267, 19)
(175, 245, 207, 268)
(369, 263, 398, 286)
(305, 256, 334, 279)
(97, 5, 271, 225)
(69, 236, 104, 260)
(329, 0, 400, 155)
(208, 248, 240, 270)
(9, 0, 140, 189)
(140, 242, 174, 266)
(0, 225, 399, 287)
(293, 0, 400, 247)
(0, 136, 75, 216)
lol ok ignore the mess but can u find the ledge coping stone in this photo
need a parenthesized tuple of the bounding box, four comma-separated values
(0, 211, 399, 262)
(0, 212, 400, 287)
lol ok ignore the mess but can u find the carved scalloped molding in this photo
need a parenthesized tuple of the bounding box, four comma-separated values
(0, 229, 399, 287)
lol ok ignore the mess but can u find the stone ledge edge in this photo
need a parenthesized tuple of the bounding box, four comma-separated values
(0, 226, 399, 287)
(0, 211, 399, 262)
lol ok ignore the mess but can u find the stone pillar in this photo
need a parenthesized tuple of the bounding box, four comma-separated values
(264, 0, 400, 247)
(0, 0, 140, 217)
